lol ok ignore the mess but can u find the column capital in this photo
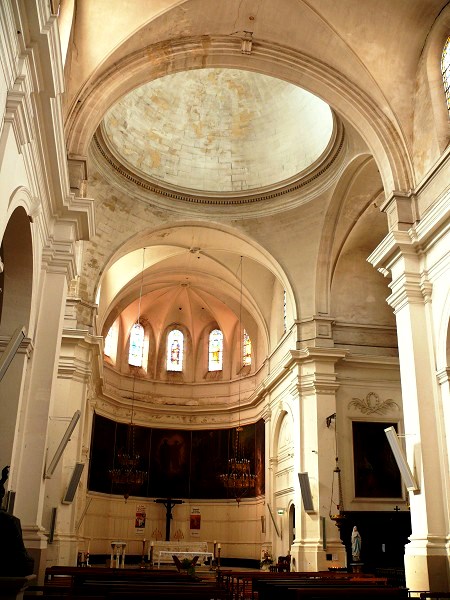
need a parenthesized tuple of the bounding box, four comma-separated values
(379, 190, 416, 231)
(42, 239, 77, 281)
(286, 348, 347, 395)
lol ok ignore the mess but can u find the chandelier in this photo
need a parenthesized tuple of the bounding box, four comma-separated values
(219, 256, 256, 504)
(327, 413, 346, 531)
(109, 248, 147, 500)
(220, 425, 256, 504)
(109, 424, 146, 500)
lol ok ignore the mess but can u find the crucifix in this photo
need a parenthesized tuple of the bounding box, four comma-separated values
(155, 498, 184, 541)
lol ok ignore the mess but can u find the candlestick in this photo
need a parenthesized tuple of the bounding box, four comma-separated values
(149, 544, 154, 566)
(213, 541, 217, 559)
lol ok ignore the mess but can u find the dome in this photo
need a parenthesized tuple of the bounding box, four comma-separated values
(101, 68, 334, 194)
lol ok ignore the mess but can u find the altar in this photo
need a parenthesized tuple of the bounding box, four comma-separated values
(149, 541, 214, 569)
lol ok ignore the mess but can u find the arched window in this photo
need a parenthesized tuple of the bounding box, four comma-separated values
(128, 323, 145, 366)
(208, 329, 223, 371)
(442, 36, 450, 114)
(243, 329, 252, 366)
(167, 329, 184, 371)
(283, 290, 287, 333)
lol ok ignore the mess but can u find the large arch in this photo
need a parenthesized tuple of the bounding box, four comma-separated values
(65, 35, 412, 195)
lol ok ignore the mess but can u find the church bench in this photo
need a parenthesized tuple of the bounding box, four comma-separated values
(219, 570, 388, 600)
(256, 582, 407, 600)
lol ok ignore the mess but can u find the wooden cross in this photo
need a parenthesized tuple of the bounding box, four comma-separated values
(155, 498, 184, 541)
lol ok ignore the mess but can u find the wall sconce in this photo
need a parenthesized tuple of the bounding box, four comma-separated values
(384, 426, 419, 492)
(277, 508, 285, 515)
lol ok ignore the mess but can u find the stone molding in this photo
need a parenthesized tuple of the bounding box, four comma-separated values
(91, 118, 345, 211)
(66, 35, 412, 193)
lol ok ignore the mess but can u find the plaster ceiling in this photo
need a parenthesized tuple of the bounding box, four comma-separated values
(101, 68, 333, 194)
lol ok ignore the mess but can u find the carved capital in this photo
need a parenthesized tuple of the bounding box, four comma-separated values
(380, 191, 416, 232)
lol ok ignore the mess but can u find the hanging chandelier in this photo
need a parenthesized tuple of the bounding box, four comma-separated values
(219, 256, 256, 504)
(109, 423, 146, 500)
(220, 425, 256, 504)
(327, 413, 346, 530)
(109, 248, 147, 500)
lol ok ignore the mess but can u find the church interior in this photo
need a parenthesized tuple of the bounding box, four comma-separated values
(0, 0, 449, 596)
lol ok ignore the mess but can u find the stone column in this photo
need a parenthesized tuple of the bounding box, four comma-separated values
(369, 195, 450, 592)
(289, 348, 347, 572)
(13, 238, 76, 581)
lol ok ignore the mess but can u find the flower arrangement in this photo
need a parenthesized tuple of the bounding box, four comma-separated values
(179, 557, 198, 577)
(260, 550, 274, 568)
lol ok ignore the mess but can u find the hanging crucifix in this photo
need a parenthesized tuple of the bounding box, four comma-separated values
(154, 498, 184, 541)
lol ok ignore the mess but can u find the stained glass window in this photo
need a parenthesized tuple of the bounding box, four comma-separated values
(104, 326, 114, 357)
(442, 36, 450, 114)
(283, 290, 287, 333)
(208, 329, 223, 371)
(128, 323, 145, 367)
(167, 329, 184, 371)
(243, 329, 252, 366)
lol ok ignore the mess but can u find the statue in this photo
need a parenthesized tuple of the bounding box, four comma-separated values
(351, 526, 362, 562)
(0, 466, 34, 576)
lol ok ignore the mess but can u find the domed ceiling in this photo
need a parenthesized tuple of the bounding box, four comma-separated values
(101, 68, 334, 194)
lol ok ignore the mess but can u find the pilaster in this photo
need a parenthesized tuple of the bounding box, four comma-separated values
(287, 348, 347, 572)
(368, 195, 450, 592)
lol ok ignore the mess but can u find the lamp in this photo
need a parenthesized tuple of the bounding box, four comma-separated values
(327, 413, 346, 530)
(109, 249, 147, 500)
(219, 256, 256, 504)
(384, 426, 419, 492)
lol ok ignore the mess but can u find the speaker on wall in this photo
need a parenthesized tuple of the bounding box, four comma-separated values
(62, 462, 85, 504)
(298, 472, 314, 512)
(49, 507, 57, 544)
(45, 410, 81, 479)
(384, 426, 419, 491)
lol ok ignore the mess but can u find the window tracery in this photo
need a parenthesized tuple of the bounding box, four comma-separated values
(243, 329, 252, 367)
(167, 329, 184, 371)
(208, 329, 223, 371)
(442, 36, 450, 114)
(128, 322, 145, 367)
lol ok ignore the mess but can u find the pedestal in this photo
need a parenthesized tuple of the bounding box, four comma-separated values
(350, 562, 364, 574)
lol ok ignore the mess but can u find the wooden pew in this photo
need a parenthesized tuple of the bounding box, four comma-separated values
(255, 579, 407, 600)
(26, 566, 225, 600)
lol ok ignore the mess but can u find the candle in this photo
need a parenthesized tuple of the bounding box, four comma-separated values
(150, 541, 154, 546)
(218, 543, 221, 549)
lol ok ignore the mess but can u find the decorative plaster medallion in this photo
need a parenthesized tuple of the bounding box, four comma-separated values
(348, 392, 399, 415)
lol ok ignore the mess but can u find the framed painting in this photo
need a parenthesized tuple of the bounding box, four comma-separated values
(352, 421, 402, 498)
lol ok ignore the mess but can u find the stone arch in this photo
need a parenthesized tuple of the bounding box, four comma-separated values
(95, 221, 297, 362)
(66, 36, 412, 195)
(422, 3, 450, 154)
(156, 323, 194, 382)
(0, 203, 33, 470)
(315, 154, 392, 331)
(0, 205, 33, 336)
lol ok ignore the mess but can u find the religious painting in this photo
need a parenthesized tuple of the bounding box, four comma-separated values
(352, 421, 402, 498)
(149, 428, 191, 498)
(190, 508, 201, 530)
(190, 428, 229, 498)
(88, 414, 265, 500)
(135, 504, 146, 532)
